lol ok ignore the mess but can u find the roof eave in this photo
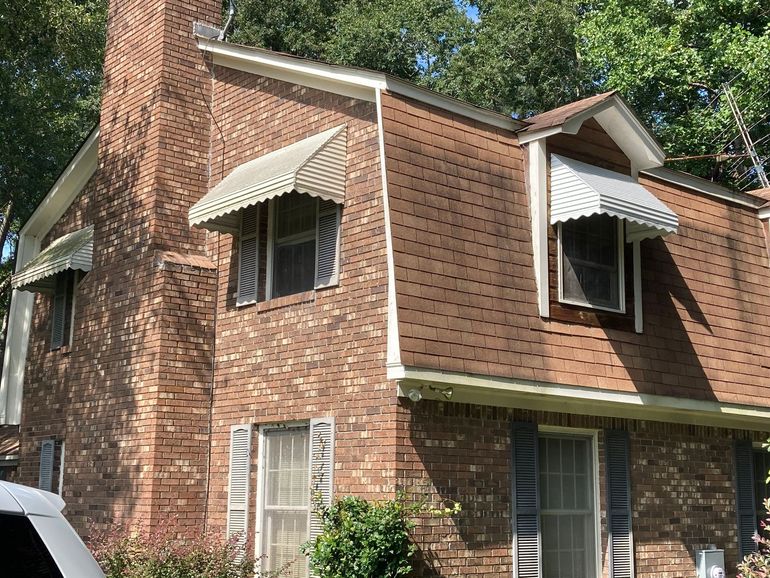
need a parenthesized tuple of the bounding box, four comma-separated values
(195, 36, 525, 132)
(20, 127, 100, 238)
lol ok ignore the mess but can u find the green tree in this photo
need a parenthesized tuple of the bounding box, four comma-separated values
(578, 0, 770, 183)
(445, 0, 592, 116)
(0, 0, 107, 343)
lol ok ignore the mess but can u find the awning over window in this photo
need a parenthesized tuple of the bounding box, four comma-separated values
(550, 154, 678, 242)
(189, 125, 347, 234)
(13, 225, 93, 293)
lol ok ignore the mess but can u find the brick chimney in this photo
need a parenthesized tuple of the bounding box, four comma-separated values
(60, 0, 222, 531)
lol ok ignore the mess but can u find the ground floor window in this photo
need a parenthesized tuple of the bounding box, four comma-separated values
(539, 434, 597, 578)
(260, 426, 310, 578)
(754, 449, 770, 527)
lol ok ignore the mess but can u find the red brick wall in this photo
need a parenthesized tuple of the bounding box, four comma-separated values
(17, 0, 221, 532)
(382, 91, 770, 408)
(201, 69, 394, 536)
(399, 400, 761, 578)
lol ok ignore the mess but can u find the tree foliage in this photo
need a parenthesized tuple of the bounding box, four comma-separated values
(0, 0, 107, 337)
(578, 0, 770, 183)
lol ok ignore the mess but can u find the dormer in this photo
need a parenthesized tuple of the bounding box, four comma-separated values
(518, 91, 679, 332)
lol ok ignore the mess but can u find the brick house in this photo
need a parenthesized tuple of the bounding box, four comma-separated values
(2, 0, 770, 576)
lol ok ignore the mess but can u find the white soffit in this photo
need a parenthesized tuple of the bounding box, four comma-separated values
(12, 225, 94, 293)
(550, 154, 679, 242)
(189, 125, 347, 234)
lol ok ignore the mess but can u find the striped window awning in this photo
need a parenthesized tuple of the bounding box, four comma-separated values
(189, 125, 347, 234)
(550, 154, 678, 242)
(12, 225, 94, 293)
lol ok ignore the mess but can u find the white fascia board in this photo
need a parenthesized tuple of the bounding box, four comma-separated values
(196, 38, 524, 132)
(0, 126, 99, 425)
(198, 38, 383, 102)
(21, 127, 100, 239)
(643, 166, 766, 209)
(517, 96, 665, 171)
(391, 365, 770, 431)
(759, 206, 770, 219)
(594, 100, 665, 169)
(375, 89, 401, 368)
(383, 77, 524, 131)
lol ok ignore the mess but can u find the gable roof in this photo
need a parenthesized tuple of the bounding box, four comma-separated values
(517, 91, 665, 171)
(518, 91, 617, 134)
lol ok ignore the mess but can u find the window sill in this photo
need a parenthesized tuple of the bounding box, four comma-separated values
(257, 290, 315, 313)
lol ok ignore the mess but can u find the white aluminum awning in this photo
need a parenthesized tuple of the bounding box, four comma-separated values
(550, 154, 678, 242)
(12, 225, 93, 293)
(189, 125, 347, 234)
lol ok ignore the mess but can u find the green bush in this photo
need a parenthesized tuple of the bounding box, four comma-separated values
(88, 519, 261, 578)
(302, 494, 461, 578)
(738, 498, 770, 578)
(302, 496, 415, 578)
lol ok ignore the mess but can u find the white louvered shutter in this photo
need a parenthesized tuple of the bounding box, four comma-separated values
(237, 205, 259, 305)
(606, 430, 633, 578)
(511, 422, 540, 578)
(39, 439, 55, 492)
(51, 279, 67, 350)
(228, 424, 252, 559)
(735, 439, 758, 558)
(309, 417, 335, 546)
(315, 201, 340, 289)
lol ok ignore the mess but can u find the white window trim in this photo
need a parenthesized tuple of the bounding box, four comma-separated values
(537, 425, 601, 578)
(557, 218, 626, 314)
(255, 422, 312, 577)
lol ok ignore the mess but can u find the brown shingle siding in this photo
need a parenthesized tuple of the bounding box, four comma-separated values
(384, 90, 770, 407)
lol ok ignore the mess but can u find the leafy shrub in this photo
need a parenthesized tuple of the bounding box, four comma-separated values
(88, 519, 260, 578)
(739, 498, 770, 578)
(302, 494, 461, 578)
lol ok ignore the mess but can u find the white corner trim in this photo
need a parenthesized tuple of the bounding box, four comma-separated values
(643, 167, 765, 209)
(526, 139, 549, 317)
(0, 127, 99, 425)
(391, 365, 770, 431)
(633, 240, 642, 333)
(760, 206, 770, 220)
(196, 38, 524, 132)
(376, 89, 401, 368)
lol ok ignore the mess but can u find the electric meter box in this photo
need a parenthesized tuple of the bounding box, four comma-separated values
(696, 549, 725, 578)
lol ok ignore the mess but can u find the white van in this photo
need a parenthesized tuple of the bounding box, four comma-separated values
(0, 481, 105, 577)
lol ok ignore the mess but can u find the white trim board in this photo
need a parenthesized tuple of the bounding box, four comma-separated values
(196, 37, 524, 132)
(391, 365, 770, 431)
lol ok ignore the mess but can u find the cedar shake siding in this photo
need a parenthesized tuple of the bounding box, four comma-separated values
(382, 90, 770, 408)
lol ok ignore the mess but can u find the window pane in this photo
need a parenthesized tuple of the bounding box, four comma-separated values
(273, 194, 317, 298)
(275, 194, 316, 240)
(265, 510, 309, 578)
(539, 435, 596, 578)
(266, 429, 309, 507)
(754, 450, 770, 529)
(561, 215, 620, 310)
(273, 240, 316, 298)
(0, 513, 63, 577)
(263, 428, 310, 578)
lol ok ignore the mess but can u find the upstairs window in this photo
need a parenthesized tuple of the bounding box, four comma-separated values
(51, 271, 77, 350)
(558, 215, 624, 313)
(237, 193, 341, 305)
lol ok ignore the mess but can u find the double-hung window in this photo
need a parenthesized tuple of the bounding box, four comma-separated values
(558, 214, 624, 313)
(237, 193, 341, 305)
(539, 434, 597, 578)
(512, 425, 632, 578)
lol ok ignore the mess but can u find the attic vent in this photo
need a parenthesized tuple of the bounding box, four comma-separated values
(193, 22, 222, 40)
